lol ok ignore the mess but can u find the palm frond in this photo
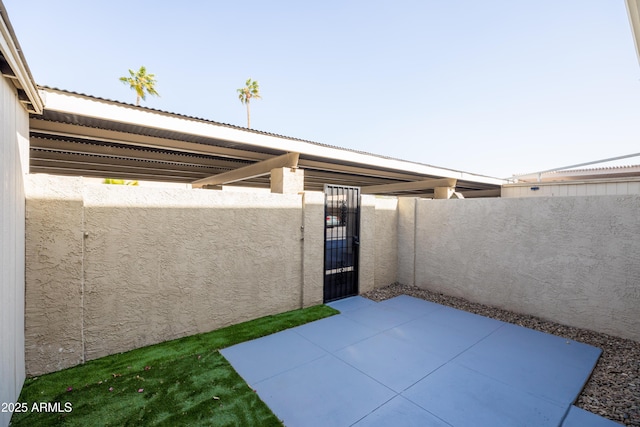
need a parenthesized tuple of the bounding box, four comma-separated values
(119, 66, 160, 105)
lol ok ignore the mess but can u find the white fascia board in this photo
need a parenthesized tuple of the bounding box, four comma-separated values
(0, 9, 43, 113)
(626, 0, 640, 66)
(43, 89, 505, 186)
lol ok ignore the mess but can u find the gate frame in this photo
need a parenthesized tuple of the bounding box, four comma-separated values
(323, 184, 361, 303)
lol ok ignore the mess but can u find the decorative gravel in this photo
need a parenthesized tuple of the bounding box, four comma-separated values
(362, 283, 640, 426)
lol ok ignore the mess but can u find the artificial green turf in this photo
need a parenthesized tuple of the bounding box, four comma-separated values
(11, 304, 338, 426)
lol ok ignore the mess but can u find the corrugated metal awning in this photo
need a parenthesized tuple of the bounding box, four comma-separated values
(29, 87, 504, 196)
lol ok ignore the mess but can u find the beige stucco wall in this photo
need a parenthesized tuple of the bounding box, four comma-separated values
(397, 197, 417, 286)
(24, 177, 85, 374)
(27, 175, 639, 378)
(358, 195, 398, 293)
(25, 174, 324, 375)
(358, 195, 376, 293)
(301, 192, 325, 307)
(0, 76, 29, 427)
(409, 196, 640, 342)
(373, 197, 398, 288)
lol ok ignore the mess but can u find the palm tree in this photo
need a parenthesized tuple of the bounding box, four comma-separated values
(119, 66, 159, 106)
(237, 78, 261, 128)
(103, 178, 139, 186)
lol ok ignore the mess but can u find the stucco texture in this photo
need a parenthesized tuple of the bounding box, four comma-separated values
(25, 175, 323, 375)
(302, 191, 325, 307)
(26, 174, 639, 376)
(358, 195, 398, 294)
(397, 197, 416, 286)
(373, 197, 398, 288)
(358, 195, 376, 293)
(411, 196, 640, 342)
(25, 177, 85, 375)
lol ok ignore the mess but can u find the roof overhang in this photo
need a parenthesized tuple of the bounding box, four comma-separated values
(29, 87, 505, 196)
(0, 2, 43, 113)
(627, 0, 640, 66)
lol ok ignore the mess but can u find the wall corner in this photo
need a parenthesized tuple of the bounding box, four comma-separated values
(397, 197, 417, 286)
(301, 191, 324, 307)
(358, 194, 376, 294)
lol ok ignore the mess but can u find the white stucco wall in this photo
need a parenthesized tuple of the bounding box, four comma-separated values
(409, 196, 640, 342)
(25, 175, 325, 375)
(0, 76, 29, 427)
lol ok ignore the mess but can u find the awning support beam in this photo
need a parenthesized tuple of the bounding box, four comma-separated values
(361, 178, 457, 194)
(192, 152, 300, 188)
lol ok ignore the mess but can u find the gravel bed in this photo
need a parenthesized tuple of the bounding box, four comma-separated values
(362, 283, 640, 426)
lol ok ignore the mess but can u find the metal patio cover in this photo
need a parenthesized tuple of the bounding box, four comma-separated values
(29, 87, 503, 197)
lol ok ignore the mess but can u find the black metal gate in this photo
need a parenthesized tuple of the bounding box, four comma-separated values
(323, 185, 360, 302)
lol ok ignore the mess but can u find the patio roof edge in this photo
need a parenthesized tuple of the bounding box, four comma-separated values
(39, 87, 506, 188)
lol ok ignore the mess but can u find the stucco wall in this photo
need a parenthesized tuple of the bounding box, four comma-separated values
(302, 192, 325, 307)
(27, 175, 639, 378)
(0, 76, 29, 427)
(24, 178, 85, 374)
(358, 196, 398, 294)
(397, 197, 417, 287)
(25, 175, 324, 375)
(409, 196, 640, 342)
(358, 195, 376, 293)
(373, 197, 398, 288)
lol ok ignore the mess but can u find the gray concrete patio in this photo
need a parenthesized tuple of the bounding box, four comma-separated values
(221, 295, 620, 427)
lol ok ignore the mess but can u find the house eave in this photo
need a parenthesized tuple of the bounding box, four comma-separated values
(0, 1, 43, 114)
(626, 0, 640, 66)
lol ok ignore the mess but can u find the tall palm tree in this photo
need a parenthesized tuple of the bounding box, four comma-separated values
(119, 66, 159, 106)
(237, 78, 261, 128)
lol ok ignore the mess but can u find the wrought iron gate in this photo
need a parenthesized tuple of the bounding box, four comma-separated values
(323, 185, 360, 302)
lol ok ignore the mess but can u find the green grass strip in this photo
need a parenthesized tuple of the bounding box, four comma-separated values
(11, 304, 338, 426)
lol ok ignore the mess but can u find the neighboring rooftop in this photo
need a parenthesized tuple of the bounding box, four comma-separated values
(509, 153, 640, 183)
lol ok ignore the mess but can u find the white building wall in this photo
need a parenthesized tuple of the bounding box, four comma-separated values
(0, 75, 29, 427)
(502, 178, 640, 198)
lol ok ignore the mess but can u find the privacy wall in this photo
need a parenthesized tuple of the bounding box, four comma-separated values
(400, 196, 640, 342)
(0, 76, 29, 427)
(28, 175, 639, 376)
(24, 175, 327, 375)
(24, 176, 400, 375)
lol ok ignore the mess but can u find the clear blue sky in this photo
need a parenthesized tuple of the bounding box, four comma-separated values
(4, 0, 640, 178)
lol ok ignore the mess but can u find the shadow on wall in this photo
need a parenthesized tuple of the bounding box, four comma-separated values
(24, 175, 326, 376)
